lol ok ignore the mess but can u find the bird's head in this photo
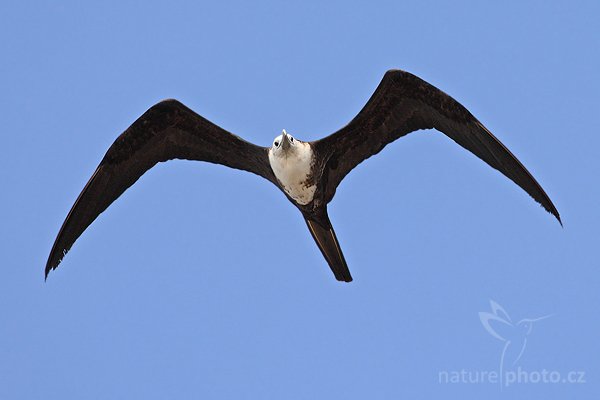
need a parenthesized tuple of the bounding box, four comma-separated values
(516, 314, 553, 335)
(271, 129, 299, 156)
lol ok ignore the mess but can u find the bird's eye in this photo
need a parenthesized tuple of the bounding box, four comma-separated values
(290, 137, 294, 143)
(274, 141, 279, 146)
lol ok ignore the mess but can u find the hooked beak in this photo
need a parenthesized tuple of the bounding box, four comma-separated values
(280, 129, 291, 152)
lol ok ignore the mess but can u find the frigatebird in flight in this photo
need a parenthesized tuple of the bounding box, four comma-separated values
(46, 70, 560, 282)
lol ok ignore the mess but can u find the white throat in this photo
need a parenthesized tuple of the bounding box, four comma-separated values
(268, 141, 316, 205)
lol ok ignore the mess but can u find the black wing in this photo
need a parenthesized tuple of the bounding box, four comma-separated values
(46, 99, 275, 278)
(314, 70, 560, 223)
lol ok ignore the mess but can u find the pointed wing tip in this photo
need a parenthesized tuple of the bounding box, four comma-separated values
(555, 213, 563, 227)
(45, 251, 54, 280)
(45, 250, 66, 281)
(44, 260, 55, 281)
(542, 202, 561, 227)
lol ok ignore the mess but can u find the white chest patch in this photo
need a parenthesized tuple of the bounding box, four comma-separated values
(268, 142, 316, 205)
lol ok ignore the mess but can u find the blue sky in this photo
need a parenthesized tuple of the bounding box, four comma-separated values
(1, 0, 599, 398)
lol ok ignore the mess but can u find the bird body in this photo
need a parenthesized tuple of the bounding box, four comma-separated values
(46, 70, 560, 283)
(268, 130, 317, 206)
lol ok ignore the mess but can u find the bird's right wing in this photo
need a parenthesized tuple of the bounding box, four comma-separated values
(46, 99, 275, 277)
(314, 70, 560, 223)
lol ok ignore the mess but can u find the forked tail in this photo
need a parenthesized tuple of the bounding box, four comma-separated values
(304, 213, 352, 282)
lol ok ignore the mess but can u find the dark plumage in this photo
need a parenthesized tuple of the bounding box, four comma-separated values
(46, 70, 560, 282)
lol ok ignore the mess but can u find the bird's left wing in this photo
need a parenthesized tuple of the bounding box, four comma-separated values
(46, 99, 275, 277)
(313, 70, 560, 223)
